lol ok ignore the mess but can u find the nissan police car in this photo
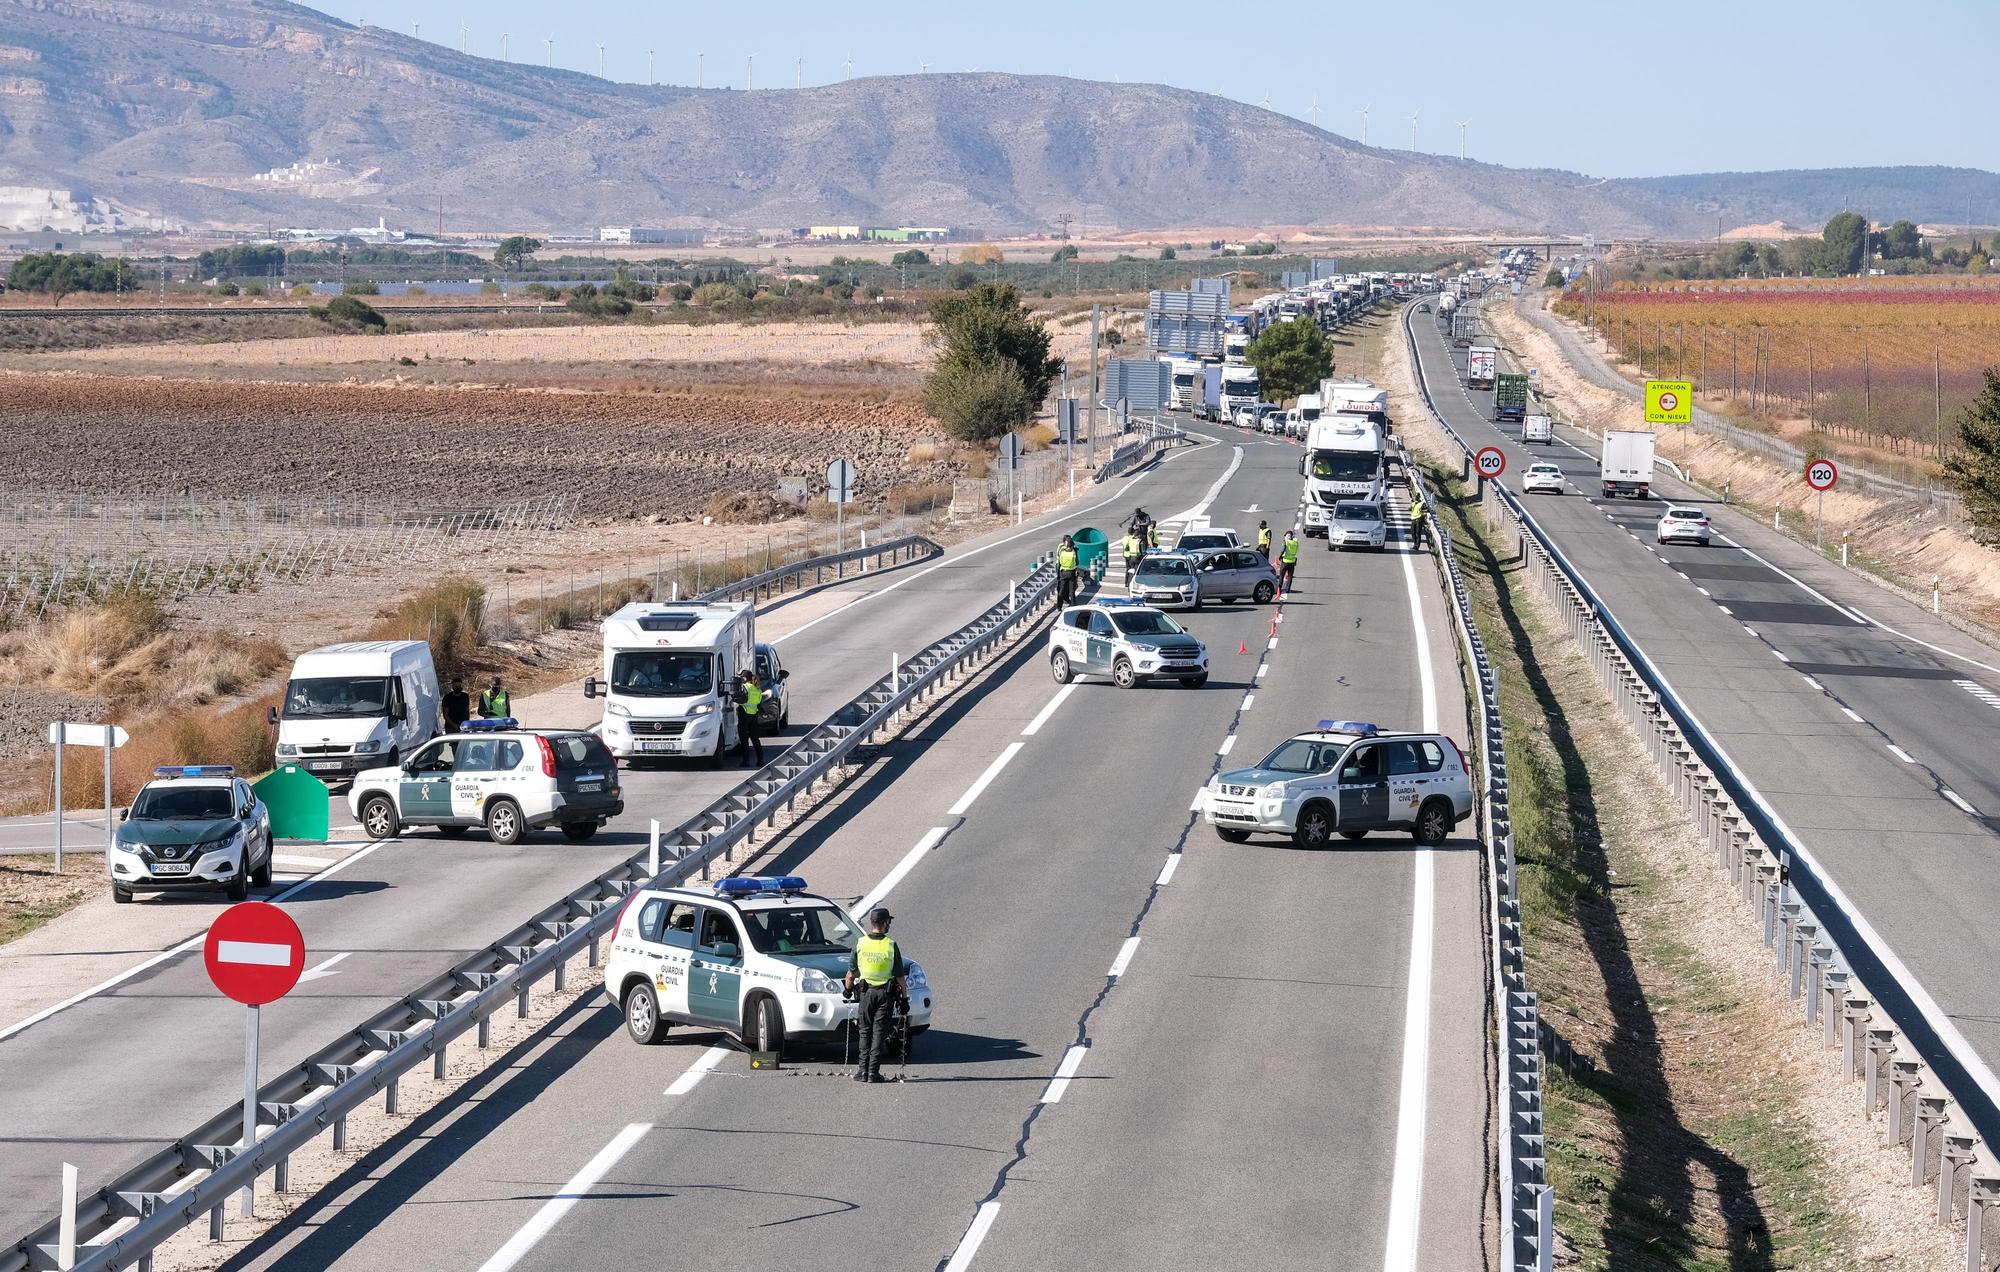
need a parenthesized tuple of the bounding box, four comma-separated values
(604, 875, 935, 1056)
(347, 719, 623, 846)
(108, 765, 274, 904)
(1049, 600, 1209, 689)
(1199, 721, 1473, 848)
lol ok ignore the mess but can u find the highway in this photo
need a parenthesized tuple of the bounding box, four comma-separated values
(1412, 302, 2000, 1100)
(0, 441, 1247, 1248)
(206, 429, 1491, 1270)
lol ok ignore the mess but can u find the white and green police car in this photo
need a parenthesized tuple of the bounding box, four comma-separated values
(108, 765, 273, 904)
(1199, 720, 1473, 848)
(1049, 600, 1209, 689)
(604, 875, 935, 1057)
(347, 719, 623, 845)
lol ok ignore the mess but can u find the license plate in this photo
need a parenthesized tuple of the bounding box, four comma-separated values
(308, 760, 342, 771)
(636, 740, 676, 753)
(1148, 593, 1178, 603)
(152, 862, 193, 875)
(576, 782, 602, 793)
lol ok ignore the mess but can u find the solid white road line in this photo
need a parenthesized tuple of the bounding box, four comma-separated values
(943, 1202, 1003, 1272)
(1108, 937, 1141, 979)
(1166, 445, 1245, 524)
(1217, 735, 1236, 756)
(1841, 707, 1865, 724)
(856, 827, 950, 916)
(272, 853, 336, 868)
(1021, 683, 1078, 736)
(1040, 1045, 1090, 1103)
(948, 743, 1025, 816)
(1887, 745, 1915, 763)
(663, 1045, 728, 1097)
(1155, 854, 1182, 886)
(1850, 608, 2000, 678)
(475, 1121, 652, 1272)
(1944, 789, 1977, 815)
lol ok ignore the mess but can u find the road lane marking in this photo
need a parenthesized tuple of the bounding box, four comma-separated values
(1108, 937, 1141, 979)
(943, 1202, 1002, 1272)
(217, 940, 292, 967)
(856, 827, 950, 916)
(1021, 683, 1078, 736)
(1187, 791, 1204, 812)
(1887, 745, 1915, 763)
(948, 743, 1024, 815)
(475, 1121, 652, 1272)
(298, 952, 350, 983)
(273, 853, 335, 868)
(1742, 625, 1757, 637)
(1697, 586, 1711, 596)
(1040, 1045, 1090, 1103)
(1165, 446, 1245, 524)
(1944, 790, 1977, 815)
(1841, 708, 1865, 723)
(1803, 677, 1825, 692)
(1155, 854, 1181, 886)
(1267, 636, 1279, 650)
(1772, 650, 1789, 663)
(663, 1045, 728, 1097)
(1241, 693, 1255, 710)
(1217, 735, 1236, 756)
(1256, 665, 1268, 679)
(1718, 605, 1731, 616)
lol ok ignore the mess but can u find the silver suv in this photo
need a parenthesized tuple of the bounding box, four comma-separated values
(1200, 721, 1473, 847)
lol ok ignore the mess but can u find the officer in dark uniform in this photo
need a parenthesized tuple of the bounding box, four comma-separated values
(844, 906, 907, 1083)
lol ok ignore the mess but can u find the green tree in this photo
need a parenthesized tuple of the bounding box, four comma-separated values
(1878, 219, 1923, 260)
(891, 248, 930, 266)
(1246, 318, 1333, 400)
(7, 251, 136, 305)
(1543, 267, 1566, 287)
(1159, 246, 1177, 260)
(1050, 243, 1079, 263)
(1244, 241, 1278, 256)
(1945, 368, 2000, 538)
(493, 235, 544, 272)
(1971, 252, 1991, 276)
(922, 282, 1061, 441)
(309, 295, 385, 330)
(1820, 211, 1868, 275)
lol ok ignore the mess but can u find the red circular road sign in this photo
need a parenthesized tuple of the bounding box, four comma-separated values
(1474, 446, 1507, 478)
(203, 902, 306, 1006)
(1657, 390, 1681, 413)
(1805, 458, 1839, 492)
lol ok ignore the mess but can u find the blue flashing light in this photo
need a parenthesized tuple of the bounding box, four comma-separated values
(154, 765, 235, 778)
(1316, 720, 1381, 737)
(1097, 597, 1147, 608)
(714, 875, 809, 898)
(461, 718, 518, 732)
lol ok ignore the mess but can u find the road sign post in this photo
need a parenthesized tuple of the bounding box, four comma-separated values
(1473, 445, 1506, 496)
(205, 902, 306, 1220)
(997, 434, 1027, 521)
(825, 458, 858, 552)
(1805, 458, 1838, 551)
(47, 722, 129, 874)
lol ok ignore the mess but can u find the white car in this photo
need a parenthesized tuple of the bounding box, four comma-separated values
(1326, 500, 1388, 551)
(1200, 721, 1473, 848)
(1522, 462, 1565, 494)
(1657, 506, 1712, 545)
(348, 719, 624, 845)
(603, 875, 935, 1057)
(1050, 600, 1209, 688)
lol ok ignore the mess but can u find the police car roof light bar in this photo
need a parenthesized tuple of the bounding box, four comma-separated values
(154, 764, 236, 778)
(462, 718, 518, 732)
(714, 875, 809, 898)
(1317, 720, 1381, 736)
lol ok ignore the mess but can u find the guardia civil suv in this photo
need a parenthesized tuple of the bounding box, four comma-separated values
(347, 719, 622, 845)
(108, 766, 273, 904)
(604, 876, 936, 1058)
(1199, 721, 1472, 848)
(1049, 600, 1209, 689)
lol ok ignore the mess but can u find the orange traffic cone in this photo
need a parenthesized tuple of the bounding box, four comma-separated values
(1237, 639, 1249, 655)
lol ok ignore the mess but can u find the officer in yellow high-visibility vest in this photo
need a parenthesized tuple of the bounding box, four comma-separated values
(843, 906, 907, 1083)
(1410, 497, 1429, 551)
(1122, 530, 1142, 588)
(1057, 535, 1079, 606)
(732, 668, 765, 766)
(1256, 520, 1273, 559)
(1278, 530, 1300, 594)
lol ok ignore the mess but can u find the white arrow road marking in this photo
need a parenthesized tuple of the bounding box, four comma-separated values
(217, 940, 293, 967)
(299, 952, 350, 983)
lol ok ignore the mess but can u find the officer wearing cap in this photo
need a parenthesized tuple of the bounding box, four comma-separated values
(844, 906, 907, 1083)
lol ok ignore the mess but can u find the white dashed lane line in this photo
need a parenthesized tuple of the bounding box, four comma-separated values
(1944, 790, 1978, 815)
(1841, 707, 1866, 724)
(1888, 745, 1915, 763)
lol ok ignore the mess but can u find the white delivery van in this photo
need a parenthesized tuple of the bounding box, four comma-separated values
(587, 601, 760, 765)
(1600, 430, 1657, 498)
(274, 641, 440, 780)
(1284, 393, 1323, 438)
(1522, 414, 1553, 444)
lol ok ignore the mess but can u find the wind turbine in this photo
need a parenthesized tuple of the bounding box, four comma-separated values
(747, 53, 754, 90)
(1310, 93, 1320, 128)
(647, 50, 655, 86)
(412, 20, 419, 38)
(698, 52, 704, 88)
(1457, 119, 1471, 160)
(1259, 91, 1271, 109)
(1357, 103, 1370, 145)
(844, 52, 853, 80)
(796, 57, 803, 89)
(459, 21, 467, 53)
(1408, 107, 1420, 150)
(500, 32, 509, 61)
(597, 42, 605, 78)
(545, 36, 554, 68)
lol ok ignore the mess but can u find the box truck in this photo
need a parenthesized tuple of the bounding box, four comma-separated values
(1466, 345, 1498, 390)
(1600, 430, 1656, 499)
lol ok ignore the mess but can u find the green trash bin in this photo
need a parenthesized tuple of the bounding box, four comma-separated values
(1072, 527, 1109, 578)
(254, 765, 331, 843)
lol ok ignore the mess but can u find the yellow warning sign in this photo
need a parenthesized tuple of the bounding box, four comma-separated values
(1645, 380, 1693, 425)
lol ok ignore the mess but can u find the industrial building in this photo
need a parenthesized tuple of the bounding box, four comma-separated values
(797, 225, 949, 242)
(598, 226, 705, 244)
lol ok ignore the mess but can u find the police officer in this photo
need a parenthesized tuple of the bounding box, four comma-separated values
(478, 676, 510, 720)
(844, 906, 906, 1083)
(1121, 528, 1142, 588)
(1056, 535, 1079, 607)
(1409, 496, 1429, 551)
(732, 668, 765, 766)
(1256, 520, 1273, 559)
(1278, 529, 1300, 594)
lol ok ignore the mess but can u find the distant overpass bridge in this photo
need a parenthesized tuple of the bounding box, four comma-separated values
(1484, 239, 1647, 260)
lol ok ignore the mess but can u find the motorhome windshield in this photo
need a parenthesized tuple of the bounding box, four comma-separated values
(284, 677, 390, 719)
(611, 651, 715, 697)
(1309, 451, 1381, 482)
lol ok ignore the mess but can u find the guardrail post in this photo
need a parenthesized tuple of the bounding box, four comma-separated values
(1778, 902, 1800, 976)
(1890, 1061, 1923, 1145)
(1966, 1178, 1999, 1272)
(209, 1205, 223, 1241)
(433, 1039, 447, 1080)
(385, 1075, 400, 1115)
(334, 1112, 347, 1151)
(1842, 994, 1871, 1080)
(1864, 1029, 1895, 1117)
(555, 953, 568, 994)
(1914, 1097, 1949, 1187)
(1807, 947, 1830, 1023)
(477, 1016, 491, 1049)
(275, 1154, 289, 1193)
(1940, 1135, 1976, 1226)
(1821, 970, 1849, 1045)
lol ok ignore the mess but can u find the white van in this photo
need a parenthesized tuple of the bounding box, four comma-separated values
(274, 641, 440, 780)
(587, 601, 762, 765)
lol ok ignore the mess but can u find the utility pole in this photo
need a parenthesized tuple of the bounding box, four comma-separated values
(1056, 212, 1073, 241)
(1088, 303, 1101, 463)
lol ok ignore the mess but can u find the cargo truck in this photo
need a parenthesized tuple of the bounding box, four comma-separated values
(1600, 430, 1656, 499)
(1492, 372, 1528, 423)
(1466, 345, 1498, 390)
(1522, 414, 1553, 444)
(1168, 357, 1203, 411)
(1220, 364, 1261, 418)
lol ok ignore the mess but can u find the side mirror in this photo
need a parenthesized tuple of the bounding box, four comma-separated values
(266, 705, 279, 727)
(778, 669, 790, 682)
(390, 704, 407, 723)
(583, 676, 599, 700)
(119, 809, 130, 823)
(711, 942, 740, 960)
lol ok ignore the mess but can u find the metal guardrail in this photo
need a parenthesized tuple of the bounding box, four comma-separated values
(5, 555, 1062, 1272)
(1093, 418, 1193, 484)
(1404, 301, 2000, 1268)
(696, 534, 940, 605)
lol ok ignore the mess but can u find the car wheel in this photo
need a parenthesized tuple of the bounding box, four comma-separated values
(359, 794, 400, 840)
(624, 983, 669, 1045)
(1341, 829, 1370, 841)
(1293, 802, 1335, 849)
(747, 995, 786, 1056)
(226, 869, 249, 903)
(436, 825, 470, 839)
(251, 851, 272, 887)
(1111, 657, 1137, 689)
(112, 884, 132, 904)
(1185, 673, 1208, 689)
(1050, 648, 1073, 685)
(560, 822, 598, 842)
(485, 798, 525, 846)
(1253, 581, 1275, 603)
(1217, 828, 1251, 843)
(1414, 798, 1453, 846)
(707, 735, 726, 768)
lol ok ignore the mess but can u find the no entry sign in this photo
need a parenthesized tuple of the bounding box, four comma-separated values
(204, 902, 305, 1005)
(1805, 458, 1839, 492)
(1474, 446, 1507, 478)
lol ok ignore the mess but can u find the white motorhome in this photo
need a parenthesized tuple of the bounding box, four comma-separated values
(275, 641, 440, 780)
(1220, 364, 1261, 417)
(1300, 417, 1386, 536)
(1283, 393, 1323, 438)
(588, 601, 758, 764)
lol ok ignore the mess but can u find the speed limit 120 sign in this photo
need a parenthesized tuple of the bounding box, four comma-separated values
(1474, 446, 1507, 478)
(1805, 459, 1839, 492)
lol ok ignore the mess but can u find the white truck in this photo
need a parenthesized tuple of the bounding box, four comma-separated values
(1224, 332, 1250, 364)
(1522, 414, 1553, 444)
(1220, 364, 1261, 418)
(1437, 293, 1458, 315)
(1300, 417, 1386, 536)
(1466, 345, 1498, 389)
(1167, 357, 1204, 412)
(1284, 392, 1323, 438)
(1322, 379, 1389, 427)
(1600, 430, 1656, 499)
(587, 600, 759, 764)
(274, 641, 440, 780)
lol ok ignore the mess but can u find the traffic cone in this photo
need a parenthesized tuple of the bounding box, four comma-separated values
(1237, 639, 1248, 655)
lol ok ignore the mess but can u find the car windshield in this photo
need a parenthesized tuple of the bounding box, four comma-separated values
(740, 904, 860, 955)
(1254, 738, 1350, 775)
(284, 676, 389, 718)
(129, 785, 233, 820)
(1136, 558, 1192, 580)
(1334, 504, 1382, 522)
(1310, 451, 1381, 482)
(1110, 610, 1184, 636)
(611, 651, 713, 696)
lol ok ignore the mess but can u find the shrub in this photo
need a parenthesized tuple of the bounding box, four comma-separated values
(405, 284, 426, 296)
(364, 578, 486, 683)
(289, 283, 313, 298)
(310, 295, 386, 331)
(480, 281, 502, 295)
(341, 279, 380, 296)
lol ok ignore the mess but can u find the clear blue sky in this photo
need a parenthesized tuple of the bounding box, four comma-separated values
(317, 0, 1997, 178)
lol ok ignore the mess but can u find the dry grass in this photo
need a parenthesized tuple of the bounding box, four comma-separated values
(0, 855, 101, 944)
(0, 593, 288, 709)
